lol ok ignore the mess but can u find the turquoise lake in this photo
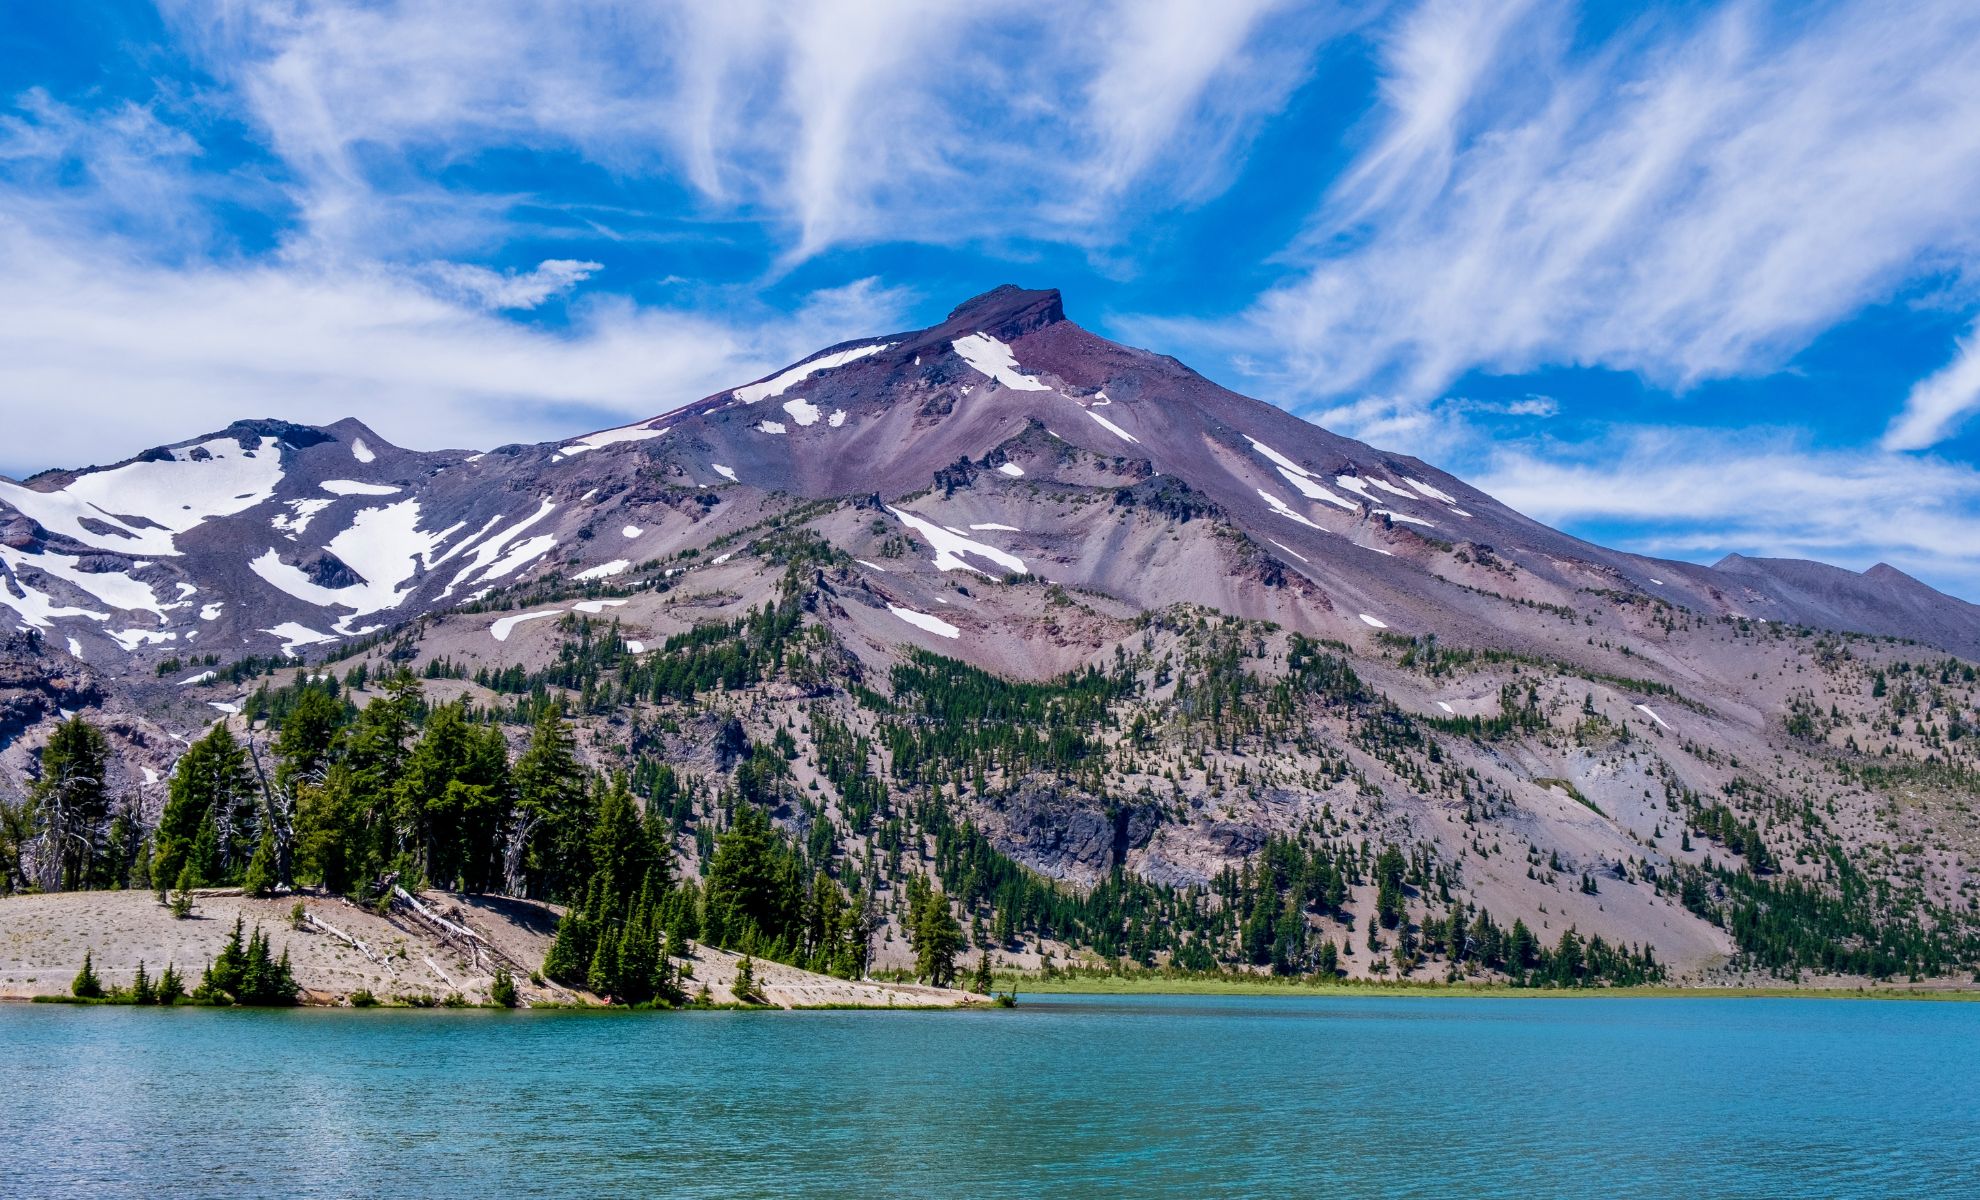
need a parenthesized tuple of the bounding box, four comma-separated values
(3, 994, 1976, 1197)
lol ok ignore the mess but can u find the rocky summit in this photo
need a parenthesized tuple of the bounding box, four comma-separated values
(6, 285, 1980, 983)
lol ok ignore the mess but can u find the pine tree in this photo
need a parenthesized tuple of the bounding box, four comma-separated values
(490, 967, 519, 1008)
(971, 952, 995, 995)
(243, 828, 278, 897)
(156, 963, 186, 1005)
(732, 955, 759, 1003)
(911, 888, 963, 987)
(169, 861, 197, 918)
(155, 724, 256, 889)
(31, 716, 112, 891)
(71, 949, 103, 999)
(131, 960, 155, 1005)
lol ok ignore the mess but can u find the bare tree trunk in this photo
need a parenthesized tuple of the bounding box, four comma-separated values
(500, 808, 542, 899)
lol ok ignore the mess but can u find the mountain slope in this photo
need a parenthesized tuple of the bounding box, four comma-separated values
(4, 285, 1979, 986)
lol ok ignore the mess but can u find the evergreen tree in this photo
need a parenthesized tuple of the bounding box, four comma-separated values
(154, 724, 255, 889)
(242, 828, 278, 897)
(971, 952, 995, 995)
(131, 960, 155, 1005)
(732, 955, 759, 1003)
(168, 861, 197, 918)
(909, 884, 963, 987)
(156, 963, 185, 1005)
(512, 707, 588, 900)
(71, 949, 103, 999)
(273, 685, 345, 792)
(490, 967, 518, 1008)
(31, 716, 111, 891)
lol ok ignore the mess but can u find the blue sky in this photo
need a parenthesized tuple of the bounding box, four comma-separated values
(3, 1, 1980, 598)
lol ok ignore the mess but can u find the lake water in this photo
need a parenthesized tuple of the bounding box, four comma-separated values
(3, 993, 1976, 1198)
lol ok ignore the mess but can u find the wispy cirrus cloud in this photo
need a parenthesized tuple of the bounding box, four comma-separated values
(421, 258, 604, 310)
(1178, 0, 1980, 414)
(1479, 429, 1980, 596)
(0, 209, 913, 475)
(1884, 317, 1980, 450)
(160, 0, 1343, 261)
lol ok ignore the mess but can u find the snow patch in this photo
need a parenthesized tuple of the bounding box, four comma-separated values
(574, 559, 630, 581)
(0, 548, 168, 619)
(1357, 613, 1389, 629)
(733, 342, 890, 404)
(782, 398, 822, 427)
(1256, 489, 1322, 530)
(996, 462, 1025, 478)
(560, 422, 668, 455)
(1276, 467, 1357, 510)
(271, 497, 333, 538)
(888, 604, 960, 639)
(626, 640, 645, 654)
(107, 628, 176, 651)
(261, 621, 338, 656)
(1635, 704, 1670, 729)
(756, 421, 787, 435)
(66, 636, 83, 658)
(1247, 438, 1355, 509)
(828, 409, 848, 428)
(490, 610, 563, 642)
(1088, 410, 1139, 444)
(351, 438, 376, 463)
(1436, 700, 1456, 714)
(251, 499, 451, 617)
(0, 435, 285, 556)
(200, 602, 223, 621)
(951, 333, 1051, 391)
(856, 559, 887, 572)
(968, 523, 1021, 532)
(440, 499, 558, 598)
(887, 507, 1028, 575)
(178, 670, 216, 686)
(1266, 539, 1309, 564)
(573, 599, 628, 614)
(1405, 477, 1457, 504)
(622, 525, 643, 539)
(1375, 509, 1436, 528)
(711, 464, 738, 483)
(320, 479, 400, 496)
(478, 534, 557, 583)
(209, 701, 240, 715)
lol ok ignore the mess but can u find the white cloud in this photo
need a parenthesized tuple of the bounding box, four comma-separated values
(1479, 428, 1980, 598)
(160, 0, 1336, 259)
(422, 258, 603, 310)
(1185, 0, 1980, 419)
(1884, 316, 1980, 450)
(0, 215, 912, 476)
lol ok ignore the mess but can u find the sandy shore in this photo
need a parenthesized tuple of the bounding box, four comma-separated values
(0, 888, 981, 1009)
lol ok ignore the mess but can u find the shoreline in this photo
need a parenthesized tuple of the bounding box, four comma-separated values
(996, 974, 1980, 1001)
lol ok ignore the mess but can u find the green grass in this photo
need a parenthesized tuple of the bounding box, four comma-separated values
(995, 973, 1980, 1001)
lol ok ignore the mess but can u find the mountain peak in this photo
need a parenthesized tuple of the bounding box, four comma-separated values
(940, 285, 1065, 339)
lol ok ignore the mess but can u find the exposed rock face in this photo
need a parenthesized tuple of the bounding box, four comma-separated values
(983, 785, 1160, 882)
(0, 630, 99, 751)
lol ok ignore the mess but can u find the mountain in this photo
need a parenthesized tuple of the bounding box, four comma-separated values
(5, 284, 1980, 985)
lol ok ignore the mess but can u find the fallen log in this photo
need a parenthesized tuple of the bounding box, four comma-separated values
(303, 910, 391, 972)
